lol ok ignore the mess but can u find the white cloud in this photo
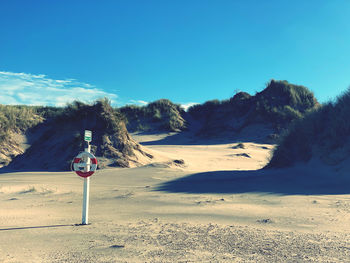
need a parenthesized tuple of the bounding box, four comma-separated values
(181, 102, 199, 111)
(126, 100, 198, 111)
(0, 71, 118, 107)
(128, 100, 149, 106)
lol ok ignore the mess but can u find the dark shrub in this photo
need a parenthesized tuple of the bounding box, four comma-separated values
(268, 87, 350, 167)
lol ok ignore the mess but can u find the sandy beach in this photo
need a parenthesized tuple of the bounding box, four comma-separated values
(2, 0, 349, 261)
(1, 133, 350, 262)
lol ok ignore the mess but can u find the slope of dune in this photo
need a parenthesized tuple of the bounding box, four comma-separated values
(0, 105, 45, 167)
(4, 100, 156, 171)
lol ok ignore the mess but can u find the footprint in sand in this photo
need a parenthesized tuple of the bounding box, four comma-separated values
(227, 153, 251, 158)
(110, 244, 125, 249)
(257, 218, 274, 224)
(115, 192, 134, 199)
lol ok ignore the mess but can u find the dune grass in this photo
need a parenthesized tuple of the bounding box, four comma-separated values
(0, 105, 45, 143)
(188, 80, 318, 136)
(268, 87, 350, 167)
(120, 99, 187, 132)
(56, 98, 126, 133)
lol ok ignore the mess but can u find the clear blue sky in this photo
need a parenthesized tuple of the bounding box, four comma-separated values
(1, 0, 350, 107)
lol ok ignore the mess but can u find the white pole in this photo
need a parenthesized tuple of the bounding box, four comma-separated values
(82, 142, 91, 225)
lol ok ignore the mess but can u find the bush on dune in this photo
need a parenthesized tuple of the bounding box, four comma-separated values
(0, 104, 66, 141)
(251, 80, 318, 128)
(57, 98, 126, 134)
(268, 87, 350, 168)
(188, 99, 222, 119)
(255, 80, 318, 111)
(33, 106, 64, 119)
(6, 98, 152, 170)
(120, 99, 187, 132)
(0, 105, 44, 142)
(188, 80, 318, 137)
(0, 104, 62, 167)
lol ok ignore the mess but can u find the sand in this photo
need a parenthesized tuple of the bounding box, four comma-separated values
(1, 133, 350, 262)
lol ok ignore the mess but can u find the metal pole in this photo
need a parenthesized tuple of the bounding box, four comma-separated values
(82, 142, 91, 225)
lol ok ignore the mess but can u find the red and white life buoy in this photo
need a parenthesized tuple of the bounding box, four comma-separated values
(73, 151, 98, 178)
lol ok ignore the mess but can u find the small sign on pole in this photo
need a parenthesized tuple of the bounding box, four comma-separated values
(84, 130, 92, 142)
(72, 130, 97, 225)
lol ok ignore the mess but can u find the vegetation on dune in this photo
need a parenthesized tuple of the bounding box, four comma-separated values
(0, 98, 124, 143)
(33, 106, 64, 119)
(188, 80, 319, 137)
(255, 80, 318, 112)
(0, 104, 60, 167)
(0, 105, 43, 141)
(0, 104, 66, 144)
(56, 98, 126, 133)
(188, 93, 253, 121)
(5, 98, 152, 170)
(253, 80, 318, 126)
(120, 99, 187, 132)
(0, 79, 324, 170)
(268, 87, 350, 168)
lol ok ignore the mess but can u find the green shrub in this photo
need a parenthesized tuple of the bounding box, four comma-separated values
(188, 80, 318, 136)
(0, 105, 44, 144)
(188, 99, 221, 119)
(120, 99, 187, 132)
(268, 87, 350, 167)
(53, 98, 125, 134)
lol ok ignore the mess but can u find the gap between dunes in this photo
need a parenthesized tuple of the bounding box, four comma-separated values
(131, 132, 274, 172)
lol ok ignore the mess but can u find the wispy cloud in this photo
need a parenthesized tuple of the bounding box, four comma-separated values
(128, 100, 149, 106)
(0, 71, 118, 106)
(126, 100, 198, 111)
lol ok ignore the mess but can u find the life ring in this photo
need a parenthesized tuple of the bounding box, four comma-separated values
(73, 151, 98, 178)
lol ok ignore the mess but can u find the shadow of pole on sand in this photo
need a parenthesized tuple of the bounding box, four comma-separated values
(0, 224, 76, 231)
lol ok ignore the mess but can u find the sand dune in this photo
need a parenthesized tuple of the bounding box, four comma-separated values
(1, 133, 350, 262)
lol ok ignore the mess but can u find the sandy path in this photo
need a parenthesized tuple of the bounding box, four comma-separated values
(1, 134, 350, 262)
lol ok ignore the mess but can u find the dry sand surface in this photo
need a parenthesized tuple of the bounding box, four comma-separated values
(1, 133, 350, 262)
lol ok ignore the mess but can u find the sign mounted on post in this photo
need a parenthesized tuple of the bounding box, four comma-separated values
(84, 130, 92, 142)
(73, 151, 98, 178)
(72, 130, 96, 225)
